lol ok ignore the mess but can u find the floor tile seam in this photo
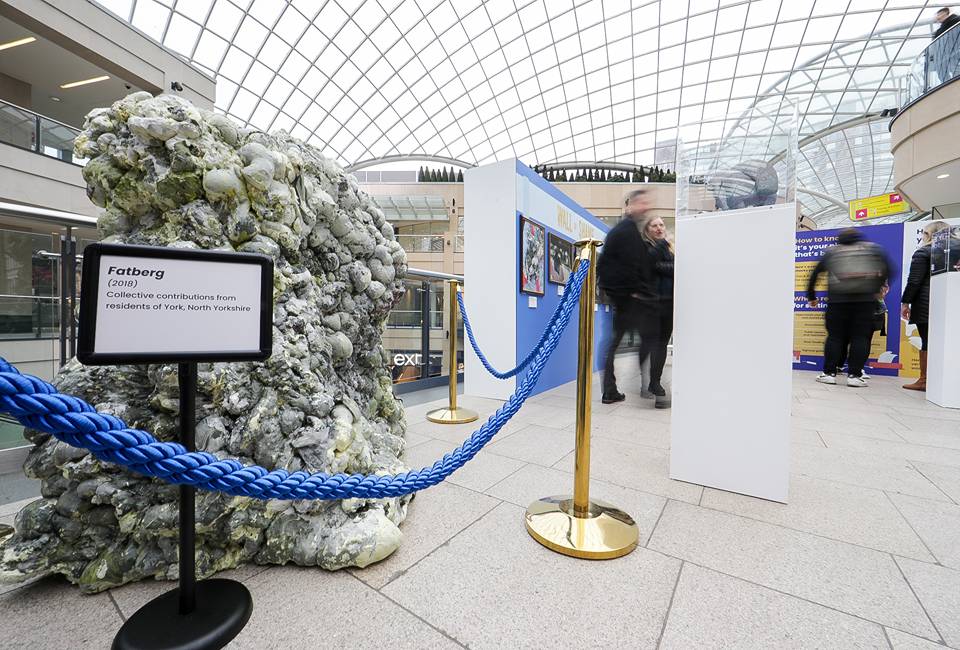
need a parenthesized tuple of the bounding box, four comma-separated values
(545, 462, 702, 505)
(881, 490, 948, 568)
(692, 499, 938, 564)
(880, 626, 894, 650)
(675, 557, 932, 643)
(654, 560, 684, 650)
(107, 589, 127, 622)
(349, 572, 469, 648)
(643, 498, 671, 549)
(824, 429, 960, 455)
(373, 497, 504, 592)
(891, 555, 948, 646)
(482, 447, 571, 468)
(907, 461, 960, 506)
(816, 444, 960, 469)
(789, 467, 949, 501)
(479, 461, 531, 496)
(790, 469, 952, 504)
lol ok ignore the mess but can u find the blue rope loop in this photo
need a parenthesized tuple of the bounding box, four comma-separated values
(0, 259, 590, 501)
(459, 259, 587, 379)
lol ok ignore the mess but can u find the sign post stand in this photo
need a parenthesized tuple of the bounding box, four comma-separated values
(113, 361, 253, 650)
(74, 243, 274, 650)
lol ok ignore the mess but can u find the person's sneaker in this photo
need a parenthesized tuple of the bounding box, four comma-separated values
(640, 388, 655, 399)
(601, 391, 626, 404)
(860, 371, 870, 380)
(648, 383, 667, 397)
(846, 375, 868, 388)
(816, 373, 836, 385)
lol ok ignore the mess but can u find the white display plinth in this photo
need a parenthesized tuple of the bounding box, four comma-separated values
(670, 204, 794, 503)
(927, 272, 960, 408)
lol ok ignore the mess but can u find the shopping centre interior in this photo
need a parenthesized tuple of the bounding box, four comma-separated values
(2, 1, 960, 648)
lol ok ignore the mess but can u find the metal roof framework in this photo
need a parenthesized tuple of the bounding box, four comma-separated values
(94, 0, 940, 226)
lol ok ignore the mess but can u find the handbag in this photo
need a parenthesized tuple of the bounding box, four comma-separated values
(873, 299, 887, 336)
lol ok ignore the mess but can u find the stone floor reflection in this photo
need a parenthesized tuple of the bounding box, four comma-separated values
(3, 357, 960, 648)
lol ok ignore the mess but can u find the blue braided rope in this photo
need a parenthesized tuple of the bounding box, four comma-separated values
(458, 264, 580, 380)
(0, 260, 589, 500)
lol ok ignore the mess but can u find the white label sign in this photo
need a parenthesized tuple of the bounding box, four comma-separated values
(93, 254, 263, 355)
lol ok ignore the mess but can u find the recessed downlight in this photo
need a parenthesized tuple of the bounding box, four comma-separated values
(937, 173, 950, 179)
(60, 75, 110, 89)
(0, 36, 36, 51)
(49, 96, 61, 102)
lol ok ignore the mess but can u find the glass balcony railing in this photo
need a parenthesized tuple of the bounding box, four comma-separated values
(0, 99, 87, 166)
(900, 21, 960, 107)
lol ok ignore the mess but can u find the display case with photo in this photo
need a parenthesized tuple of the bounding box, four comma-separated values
(519, 215, 545, 296)
(547, 233, 574, 285)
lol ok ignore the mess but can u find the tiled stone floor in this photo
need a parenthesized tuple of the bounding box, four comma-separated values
(2, 358, 960, 648)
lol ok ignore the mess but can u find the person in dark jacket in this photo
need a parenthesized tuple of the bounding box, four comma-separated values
(932, 8, 960, 85)
(806, 228, 892, 387)
(901, 220, 954, 391)
(597, 189, 660, 404)
(638, 213, 674, 399)
(935, 7, 960, 38)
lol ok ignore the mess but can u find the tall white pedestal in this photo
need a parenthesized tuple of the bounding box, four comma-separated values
(670, 205, 794, 503)
(927, 272, 960, 409)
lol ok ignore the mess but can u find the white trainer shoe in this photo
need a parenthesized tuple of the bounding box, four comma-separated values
(816, 373, 837, 385)
(847, 375, 868, 388)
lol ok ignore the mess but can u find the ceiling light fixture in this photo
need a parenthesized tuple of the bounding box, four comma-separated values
(59, 75, 110, 89)
(49, 96, 61, 102)
(937, 173, 950, 179)
(0, 36, 36, 51)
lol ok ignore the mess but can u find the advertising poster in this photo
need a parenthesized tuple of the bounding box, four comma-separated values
(794, 224, 903, 376)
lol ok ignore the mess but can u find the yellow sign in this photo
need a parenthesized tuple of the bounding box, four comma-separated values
(849, 192, 909, 221)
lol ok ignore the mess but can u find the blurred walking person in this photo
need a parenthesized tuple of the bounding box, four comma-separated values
(597, 190, 660, 404)
(806, 229, 892, 388)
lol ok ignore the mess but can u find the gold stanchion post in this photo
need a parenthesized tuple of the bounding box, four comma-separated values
(427, 280, 478, 424)
(524, 239, 639, 559)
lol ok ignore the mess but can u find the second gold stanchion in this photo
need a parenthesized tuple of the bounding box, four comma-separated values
(426, 279, 478, 425)
(524, 238, 639, 559)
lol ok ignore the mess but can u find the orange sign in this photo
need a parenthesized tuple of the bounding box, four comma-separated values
(849, 192, 909, 221)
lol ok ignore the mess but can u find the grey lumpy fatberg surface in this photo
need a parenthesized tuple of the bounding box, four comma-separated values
(0, 92, 412, 593)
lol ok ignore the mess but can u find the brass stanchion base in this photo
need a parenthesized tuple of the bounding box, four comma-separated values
(525, 496, 639, 560)
(426, 407, 479, 424)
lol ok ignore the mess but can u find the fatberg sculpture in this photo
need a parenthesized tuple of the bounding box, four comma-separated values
(0, 92, 411, 592)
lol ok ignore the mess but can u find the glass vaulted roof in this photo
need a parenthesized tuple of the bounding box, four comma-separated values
(95, 0, 939, 224)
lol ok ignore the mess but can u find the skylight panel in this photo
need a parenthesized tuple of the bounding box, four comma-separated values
(131, 0, 169, 40)
(164, 15, 201, 56)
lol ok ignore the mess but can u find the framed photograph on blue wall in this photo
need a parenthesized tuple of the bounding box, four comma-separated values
(547, 233, 574, 285)
(519, 215, 545, 296)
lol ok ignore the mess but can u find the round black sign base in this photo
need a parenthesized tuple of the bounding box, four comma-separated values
(112, 579, 253, 650)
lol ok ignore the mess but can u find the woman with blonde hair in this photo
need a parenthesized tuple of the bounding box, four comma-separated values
(637, 212, 675, 403)
(901, 220, 951, 391)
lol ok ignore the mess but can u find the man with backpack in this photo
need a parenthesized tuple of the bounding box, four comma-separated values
(806, 228, 893, 387)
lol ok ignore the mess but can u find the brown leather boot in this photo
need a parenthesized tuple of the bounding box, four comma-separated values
(903, 351, 927, 391)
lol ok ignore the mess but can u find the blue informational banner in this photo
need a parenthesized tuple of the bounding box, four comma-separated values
(793, 224, 903, 376)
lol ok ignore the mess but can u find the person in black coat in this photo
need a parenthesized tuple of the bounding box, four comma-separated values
(932, 8, 960, 85)
(597, 189, 660, 404)
(901, 220, 953, 391)
(640, 214, 675, 398)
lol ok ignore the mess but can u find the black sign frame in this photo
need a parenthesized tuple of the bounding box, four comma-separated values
(77, 243, 274, 365)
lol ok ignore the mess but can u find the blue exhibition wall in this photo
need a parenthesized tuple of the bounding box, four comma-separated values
(513, 162, 613, 396)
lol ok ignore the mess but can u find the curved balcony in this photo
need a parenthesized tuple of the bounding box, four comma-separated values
(891, 21, 960, 211)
